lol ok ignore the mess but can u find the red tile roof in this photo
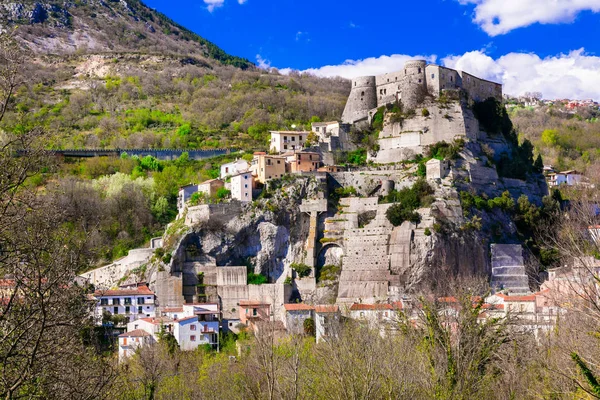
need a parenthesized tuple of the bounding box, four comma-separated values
(138, 317, 173, 325)
(284, 303, 314, 311)
(119, 329, 151, 337)
(163, 307, 184, 313)
(94, 285, 154, 297)
(350, 303, 393, 311)
(176, 315, 198, 322)
(495, 293, 536, 302)
(314, 305, 339, 313)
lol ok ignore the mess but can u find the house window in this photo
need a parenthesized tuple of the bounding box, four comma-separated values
(123, 338, 127, 345)
(138, 306, 143, 314)
(225, 167, 229, 173)
(283, 136, 288, 140)
(113, 298, 120, 305)
(114, 307, 119, 314)
(125, 306, 130, 313)
(292, 136, 295, 141)
(137, 298, 145, 305)
(190, 325, 197, 331)
(190, 335, 196, 341)
(124, 298, 132, 305)
(253, 308, 258, 316)
(244, 175, 248, 180)
(284, 145, 288, 150)
(100, 299, 108, 305)
(360, 312, 364, 318)
(277, 160, 281, 164)
(245, 193, 248, 197)
(244, 184, 248, 188)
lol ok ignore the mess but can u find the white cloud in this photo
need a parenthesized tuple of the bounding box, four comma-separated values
(238, 0, 247, 3)
(256, 54, 271, 70)
(204, 0, 224, 12)
(279, 54, 437, 79)
(443, 48, 600, 100)
(458, 0, 600, 36)
(279, 49, 600, 100)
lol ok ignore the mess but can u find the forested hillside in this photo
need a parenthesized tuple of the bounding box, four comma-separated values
(0, 0, 350, 151)
(510, 105, 600, 171)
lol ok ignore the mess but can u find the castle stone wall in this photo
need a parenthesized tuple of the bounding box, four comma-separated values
(341, 60, 503, 124)
(341, 76, 377, 123)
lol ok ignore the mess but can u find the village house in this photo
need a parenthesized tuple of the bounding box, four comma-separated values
(117, 329, 154, 362)
(285, 151, 322, 173)
(239, 300, 272, 331)
(255, 154, 286, 184)
(120, 303, 220, 358)
(283, 303, 314, 334)
(314, 305, 340, 343)
(547, 170, 583, 186)
(311, 121, 340, 139)
(230, 171, 253, 202)
(348, 303, 402, 331)
(178, 183, 198, 211)
(93, 283, 156, 325)
(220, 159, 250, 179)
(269, 131, 309, 153)
(197, 178, 225, 197)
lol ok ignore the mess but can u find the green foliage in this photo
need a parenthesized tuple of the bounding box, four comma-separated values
(346, 149, 367, 166)
(284, 276, 292, 285)
(422, 108, 430, 117)
(158, 327, 180, 355)
(303, 318, 316, 336)
(216, 187, 231, 199)
(424, 227, 432, 236)
(247, 273, 268, 285)
(417, 162, 426, 177)
(317, 264, 341, 282)
(291, 263, 312, 278)
(386, 205, 421, 227)
(426, 139, 465, 160)
(541, 129, 558, 146)
(571, 352, 600, 397)
(139, 155, 161, 172)
(189, 192, 205, 206)
(495, 139, 537, 180)
(371, 106, 385, 131)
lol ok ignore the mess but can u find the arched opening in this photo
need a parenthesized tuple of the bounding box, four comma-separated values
(316, 243, 344, 282)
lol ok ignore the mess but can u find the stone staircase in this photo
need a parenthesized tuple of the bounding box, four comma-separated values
(490, 244, 530, 294)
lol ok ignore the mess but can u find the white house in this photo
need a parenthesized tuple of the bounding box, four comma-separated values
(178, 184, 198, 211)
(311, 121, 339, 140)
(548, 170, 583, 186)
(314, 305, 340, 343)
(123, 303, 220, 354)
(94, 283, 156, 325)
(230, 172, 253, 202)
(220, 159, 250, 179)
(269, 131, 309, 153)
(117, 329, 154, 362)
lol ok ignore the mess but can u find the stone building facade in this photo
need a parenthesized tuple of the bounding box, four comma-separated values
(341, 60, 503, 124)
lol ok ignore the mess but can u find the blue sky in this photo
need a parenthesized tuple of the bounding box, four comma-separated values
(144, 0, 600, 99)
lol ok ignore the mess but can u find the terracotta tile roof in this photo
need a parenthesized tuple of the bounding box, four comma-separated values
(94, 285, 154, 297)
(482, 303, 504, 310)
(138, 317, 173, 325)
(284, 303, 314, 311)
(119, 329, 151, 337)
(270, 131, 310, 134)
(495, 293, 536, 302)
(314, 305, 339, 313)
(163, 307, 184, 313)
(350, 303, 393, 311)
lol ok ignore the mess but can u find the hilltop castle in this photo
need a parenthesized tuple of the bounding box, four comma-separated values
(342, 60, 503, 124)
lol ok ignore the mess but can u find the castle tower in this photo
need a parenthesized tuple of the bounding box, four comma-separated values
(341, 76, 377, 124)
(400, 60, 427, 110)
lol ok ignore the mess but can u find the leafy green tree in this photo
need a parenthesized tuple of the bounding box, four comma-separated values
(303, 318, 316, 337)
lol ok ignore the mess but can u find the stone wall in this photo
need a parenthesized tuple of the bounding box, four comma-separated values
(185, 202, 242, 226)
(341, 76, 377, 123)
(79, 248, 154, 289)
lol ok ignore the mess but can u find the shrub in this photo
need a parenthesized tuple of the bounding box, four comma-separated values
(291, 263, 312, 278)
(248, 273, 268, 285)
(216, 187, 231, 199)
(424, 227, 432, 236)
(422, 108, 430, 117)
(386, 205, 421, 227)
(303, 318, 316, 336)
(284, 276, 292, 285)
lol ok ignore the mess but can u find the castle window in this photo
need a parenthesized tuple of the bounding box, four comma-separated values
(387, 78, 389, 82)
(384, 89, 387, 94)
(361, 91, 364, 96)
(450, 76, 453, 82)
(418, 79, 422, 83)
(405, 69, 407, 75)
(431, 74, 435, 79)
(418, 67, 421, 73)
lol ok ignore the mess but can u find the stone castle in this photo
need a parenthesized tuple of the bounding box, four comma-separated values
(342, 60, 503, 124)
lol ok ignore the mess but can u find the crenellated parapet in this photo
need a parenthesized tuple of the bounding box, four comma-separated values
(341, 60, 503, 124)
